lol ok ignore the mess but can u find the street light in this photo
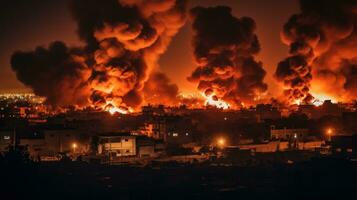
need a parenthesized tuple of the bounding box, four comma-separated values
(326, 128, 333, 141)
(217, 137, 226, 148)
(72, 142, 77, 153)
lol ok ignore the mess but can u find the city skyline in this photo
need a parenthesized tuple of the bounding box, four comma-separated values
(1, 1, 357, 198)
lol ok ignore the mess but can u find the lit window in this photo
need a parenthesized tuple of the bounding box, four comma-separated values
(173, 133, 178, 137)
(185, 133, 189, 136)
(4, 136, 10, 140)
(347, 148, 353, 153)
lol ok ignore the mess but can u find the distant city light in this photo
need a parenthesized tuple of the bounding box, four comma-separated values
(326, 128, 333, 141)
(217, 137, 226, 147)
(326, 128, 333, 135)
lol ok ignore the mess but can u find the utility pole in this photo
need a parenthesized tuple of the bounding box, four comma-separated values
(13, 127, 16, 147)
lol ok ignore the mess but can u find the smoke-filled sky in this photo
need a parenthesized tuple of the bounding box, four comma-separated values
(0, 0, 298, 98)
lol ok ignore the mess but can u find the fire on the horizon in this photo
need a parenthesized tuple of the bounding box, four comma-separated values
(103, 101, 133, 115)
(275, 0, 357, 105)
(204, 93, 230, 110)
(8, 0, 357, 114)
(10, 0, 188, 114)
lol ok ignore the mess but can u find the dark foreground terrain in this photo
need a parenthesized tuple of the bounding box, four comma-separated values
(1, 157, 357, 200)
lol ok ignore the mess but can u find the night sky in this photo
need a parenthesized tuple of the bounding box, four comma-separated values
(0, 0, 298, 96)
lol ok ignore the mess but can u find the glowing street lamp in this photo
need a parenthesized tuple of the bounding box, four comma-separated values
(326, 128, 333, 141)
(327, 128, 332, 135)
(217, 138, 226, 148)
(72, 142, 77, 153)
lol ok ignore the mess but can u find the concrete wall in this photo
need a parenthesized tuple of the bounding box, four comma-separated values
(99, 136, 136, 157)
(271, 128, 309, 140)
(44, 130, 85, 154)
(238, 141, 324, 152)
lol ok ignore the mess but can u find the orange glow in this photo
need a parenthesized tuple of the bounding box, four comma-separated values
(311, 92, 337, 107)
(293, 98, 302, 105)
(218, 138, 225, 145)
(326, 128, 333, 135)
(204, 94, 230, 109)
(217, 137, 226, 147)
(216, 137, 227, 148)
(103, 100, 133, 115)
(312, 100, 323, 107)
(107, 106, 128, 114)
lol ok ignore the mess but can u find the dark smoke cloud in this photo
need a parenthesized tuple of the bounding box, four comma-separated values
(188, 6, 267, 107)
(11, 0, 187, 110)
(11, 41, 91, 106)
(276, 0, 357, 103)
(143, 71, 179, 105)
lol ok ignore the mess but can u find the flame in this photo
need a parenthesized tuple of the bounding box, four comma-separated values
(311, 92, 337, 107)
(312, 100, 323, 107)
(103, 100, 133, 115)
(293, 98, 302, 105)
(106, 106, 128, 114)
(204, 94, 230, 109)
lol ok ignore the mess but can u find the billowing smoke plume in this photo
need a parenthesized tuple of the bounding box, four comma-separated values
(143, 71, 179, 105)
(188, 6, 267, 107)
(11, 41, 91, 106)
(11, 0, 187, 110)
(276, 0, 357, 104)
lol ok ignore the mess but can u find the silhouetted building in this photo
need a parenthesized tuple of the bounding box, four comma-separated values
(0, 130, 14, 152)
(270, 126, 308, 141)
(166, 116, 194, 145)
(330, 135, 357, 158)
(256, 104, 281, 121)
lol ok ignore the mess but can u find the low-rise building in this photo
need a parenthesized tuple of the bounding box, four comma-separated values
(20, 138, 46, 159)
(330, 135, 357, 158)
(137, 136, 156, 158)
(97, 133, 137, 157)
(270, 127, 309, 141)
(0, 130, 14, 152)
(165, 116, 194, 145)
(16, 128, 88, 158)
(96, 133, 163, 159)
(256, 104, 281, 121)
(238, 140, 324, 152)
(44, 129, 85, 155)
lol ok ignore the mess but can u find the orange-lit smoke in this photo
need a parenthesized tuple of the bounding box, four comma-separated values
(276, 0, 357, 105)
(188, 6, 268, 109)
(11, 0, 188, 114)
